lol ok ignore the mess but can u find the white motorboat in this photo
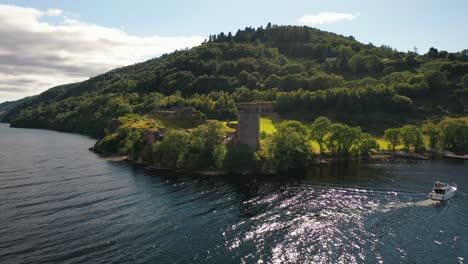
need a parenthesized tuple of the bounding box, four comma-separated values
(428, 181, 457, 201)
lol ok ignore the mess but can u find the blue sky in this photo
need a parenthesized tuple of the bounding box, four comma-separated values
(0, 0, 466, 102)
(2, 0, 467, 52)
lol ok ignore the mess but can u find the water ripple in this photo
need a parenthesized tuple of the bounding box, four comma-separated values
(0, 123, 467, 264)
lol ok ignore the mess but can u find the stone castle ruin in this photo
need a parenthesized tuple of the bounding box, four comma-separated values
(151, 106, 206, 128)
(234, 102, 274, 150)
(143, 128, 168, 145)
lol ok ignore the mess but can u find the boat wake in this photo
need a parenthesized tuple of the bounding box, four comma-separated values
(377, 199, 440, 213)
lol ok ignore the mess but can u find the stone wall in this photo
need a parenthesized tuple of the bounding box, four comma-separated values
(235, 102, 274, 151)
(237, 102, 274, 114)
(108, 119, 123, 133)
(236, 112, 260, 150)
(143, 128, 167, 145)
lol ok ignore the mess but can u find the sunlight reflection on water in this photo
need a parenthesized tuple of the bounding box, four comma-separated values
(1, 124, 466, 264)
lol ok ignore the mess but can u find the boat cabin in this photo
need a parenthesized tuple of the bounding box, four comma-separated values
(433, 181, 448, 194)
(433, 188, 446, 194)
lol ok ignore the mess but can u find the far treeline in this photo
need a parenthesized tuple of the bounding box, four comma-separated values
(0, 25, 467, 170)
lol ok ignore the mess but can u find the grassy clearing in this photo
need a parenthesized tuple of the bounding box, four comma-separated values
(218, 120, 236, 133)
(221, 113, 450, 153)
(260, 118, 277, 134)
(376, 135, 431, 151)
(119, 115, 163, 130)
(220, 116, 281, 135)
(152, 113, 202, 129)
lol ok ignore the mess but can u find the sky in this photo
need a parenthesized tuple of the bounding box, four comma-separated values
(0, 0, 467, 102)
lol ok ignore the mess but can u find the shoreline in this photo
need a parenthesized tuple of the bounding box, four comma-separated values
(90, 147, 445, 177)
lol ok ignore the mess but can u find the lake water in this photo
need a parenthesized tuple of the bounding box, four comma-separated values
(0, 123, 467, 263)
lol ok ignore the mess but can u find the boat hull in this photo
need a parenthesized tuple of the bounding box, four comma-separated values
(428, 187, 457, 201)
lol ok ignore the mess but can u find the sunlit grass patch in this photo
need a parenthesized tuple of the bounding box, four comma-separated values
(215, 120, 236, 133)
(260, 118, 277, 134)
(119, 115, 163, 130)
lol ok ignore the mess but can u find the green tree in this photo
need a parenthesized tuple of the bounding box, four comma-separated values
(438, 50, 448, 58)
(462, 73, 468, 89)
(334, 45, 355, 72)
(439, 118, 468, 153)
(357, 133, 379, 155)
(426, 47, 439, 58)
(327, 123, 361, 156)
(223, 145, 256, 174)
(425, 70, 447, 90)
(404, 52, 418, 66)
(310, 116, 332, 154)
(400, 125, 422, 151)
(384, 128, 400, 151)
(348, 54, 383, 74)
(391, 95, 414, 112)
(423, 122, 441, 149)
(267, 121, 313, 171)
(157, 130, 190, 168)
(188, 121, 226, 168)
(383, 66, 396, 75)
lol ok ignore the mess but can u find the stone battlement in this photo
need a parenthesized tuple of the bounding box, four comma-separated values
(237, 102, 274, 114)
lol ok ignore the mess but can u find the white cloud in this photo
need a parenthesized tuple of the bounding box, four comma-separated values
(297, 12, 356, 25)
(0, 4, 205, 102)
(45, 9, 63, 16)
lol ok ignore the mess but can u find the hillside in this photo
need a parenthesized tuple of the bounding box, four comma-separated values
(2, 24, 468, 137)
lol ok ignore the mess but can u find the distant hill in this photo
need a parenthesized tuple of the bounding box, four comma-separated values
(2, 24, 468, 137)
(0, 96, 35, 119)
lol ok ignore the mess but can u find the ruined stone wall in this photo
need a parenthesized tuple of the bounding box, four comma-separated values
(143, 129, 157, 145)
(108, 119, 123, 133)
(143, 128, 167, 145)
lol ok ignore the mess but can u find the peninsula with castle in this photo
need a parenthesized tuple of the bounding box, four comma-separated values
(2, 24, 467, 174)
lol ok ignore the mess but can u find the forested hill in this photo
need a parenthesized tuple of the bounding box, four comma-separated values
(2, 24, 468, 137)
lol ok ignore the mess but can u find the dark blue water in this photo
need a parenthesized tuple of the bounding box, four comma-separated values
(0, 123, 467, 263)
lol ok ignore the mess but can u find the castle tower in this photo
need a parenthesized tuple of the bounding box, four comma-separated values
(236, 102, 274, 151)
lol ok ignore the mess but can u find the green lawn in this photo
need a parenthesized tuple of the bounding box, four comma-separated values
(219, 121, 236, 133)
(260, 118, 277, 134)
(221, 117, 280, 135)
(376, 139, 390, 150)
(119, 115, 163, 130)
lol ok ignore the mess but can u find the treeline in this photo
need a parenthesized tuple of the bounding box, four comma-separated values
(11, 93, 133, 137)
(7, 85, 406, 138)
(96, 118, 227, 169)
(276, 86, 413, 115)
(309, 117, 379, 157)
(384, 118, 468, 154)
(10, 69, 468, 138)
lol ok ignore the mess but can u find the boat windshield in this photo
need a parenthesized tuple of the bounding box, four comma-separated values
(434, 189, 446, 194)
(434, 182, 446, 188)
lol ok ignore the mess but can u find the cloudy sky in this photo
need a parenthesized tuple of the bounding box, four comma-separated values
(0, 0, 466, 102)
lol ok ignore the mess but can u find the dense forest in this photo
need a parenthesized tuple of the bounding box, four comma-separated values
(1, 24, 468, 139)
